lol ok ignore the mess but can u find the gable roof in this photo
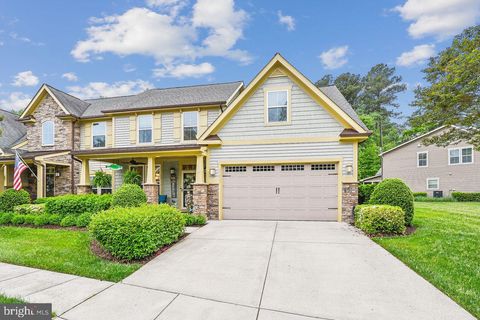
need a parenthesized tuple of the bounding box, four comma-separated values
(45, 85, 90, 117)
(0, 109, 27, 150)
(199, 53, 369, 141)
(380, 126, 447, 156)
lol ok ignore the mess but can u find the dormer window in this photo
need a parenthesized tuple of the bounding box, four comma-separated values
(266, 90, 289, 124)
(138, 115, 153, 144)
(42, 120, 54, 146)
(92, 122, 106, 148)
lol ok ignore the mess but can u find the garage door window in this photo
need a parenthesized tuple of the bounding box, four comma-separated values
(225, 166, 246, 172)
(253, 165, 275, 172)
(281, 164, 304, 171)
(311, 164, 336, 171)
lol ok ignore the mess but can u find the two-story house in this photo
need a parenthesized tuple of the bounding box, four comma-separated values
(0, 54, 370, 222)
(363, 126, 480, 196)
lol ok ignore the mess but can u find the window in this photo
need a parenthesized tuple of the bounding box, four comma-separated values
(267, 90, 288, 123)
(417, 152, 428, 167)
(42, 120, 54, 146)
(449, 147, 473, 165)
(92, 122, 106, 148)
(183, 111, 198, 141)
(427, 178, 439, 190)
(311, 163, 336, 171)
(281, 164, 304, 171)
(138, 115, 153, 144)
(225, 166, 246, 172)
(253, 165, 275, 172)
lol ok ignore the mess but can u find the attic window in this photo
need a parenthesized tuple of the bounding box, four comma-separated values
(42, 120, 54, 146)
(267, 90, 289, 123)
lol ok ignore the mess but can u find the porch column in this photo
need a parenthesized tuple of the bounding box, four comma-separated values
(144, 156, 159, 204)
(36, 163, 45, 198)
(195, 155, 205, 183)
(0, 165, 5, 192)
(77, 159, 92, 195)
(193, 154, 207, 215)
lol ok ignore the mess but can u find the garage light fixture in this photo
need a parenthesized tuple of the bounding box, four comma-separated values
(209, 168, 216, 176)
(346, 164, 353, 175)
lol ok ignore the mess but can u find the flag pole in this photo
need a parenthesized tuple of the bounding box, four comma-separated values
(16, 151, 38, 179)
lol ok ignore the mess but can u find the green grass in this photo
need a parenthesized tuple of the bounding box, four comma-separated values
(374, 202, 480, 318)
(0, 294, 25, 304)
(0, 227, 141, 282)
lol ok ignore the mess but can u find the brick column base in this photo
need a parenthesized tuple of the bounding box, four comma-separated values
(77, 184, 92, 195)
(207, 184, 219, 220)
(342, 182, 358, 224)
(143, 184, 159, 204)
(193, 183, 208, 215)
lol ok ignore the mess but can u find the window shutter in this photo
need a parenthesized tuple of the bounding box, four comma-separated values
(173, 112, 181, 140)
(106, 120, 113, 148)
(129, 115, 136, 144)
(83, 123, 91, 149)
(154, 112, 162, 143)
(199, 110, 208, 136)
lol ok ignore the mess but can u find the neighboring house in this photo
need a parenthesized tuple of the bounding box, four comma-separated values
(0, 54, 369, 222)
(365, 126, 479, 196)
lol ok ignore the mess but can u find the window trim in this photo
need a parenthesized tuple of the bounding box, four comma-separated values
(137, 114, 153, 145)
(426, 177, 440, 190)
(41, 120, 55, 146)
(417, 151, 428, 168)
(181, 111, 199, 142)
(264, 86, 292, 126)
(448, 147, 474, 165)
(91, 121, 107, 149)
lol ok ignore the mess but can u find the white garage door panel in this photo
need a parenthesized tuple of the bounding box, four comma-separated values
(223, 164, 338, 221)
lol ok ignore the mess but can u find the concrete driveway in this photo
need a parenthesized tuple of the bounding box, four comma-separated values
(63, 221, 474, 320)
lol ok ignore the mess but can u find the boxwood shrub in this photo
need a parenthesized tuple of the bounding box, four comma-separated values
(75, 213, 92, 227)
(358, 183, 377, 204)
(451, 192, 480, 202)
(111, 184, 147, 208)
(0, 212, 14, 225)
(48, 214, 62, 225)
(23, 214, 36, 225)
(11, 214, 25, 225)
(45, 194, 112, 217)
(412, 192, 427, 197)
(369, 178, 414, 226)
(0, 189, 30, 212)
(355, 205, 406, 235)
(89, 204, 185, 260)
(183, 213, 207, 226)
(60, 215, 77, 227)
(13, 204, 45, 215)
(33, 214, 50, 226)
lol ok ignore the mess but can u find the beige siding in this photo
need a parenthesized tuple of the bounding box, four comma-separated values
(79, 120, 112, 149)
(207, 109, 221, 126)
(114, 116, 130, 147)
(383, 137, 480, 196)
(218, 76, 344, 140)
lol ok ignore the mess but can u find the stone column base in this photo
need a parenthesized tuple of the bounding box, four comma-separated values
(77, 184, 92, 195)
(143, 184, 159, 204)
(193, 183, 208, 215)
(207, 184, 219, 220)
(342, 182, 358, 224)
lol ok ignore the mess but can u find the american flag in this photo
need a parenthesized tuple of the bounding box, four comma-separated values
(13, 152, 28, 191)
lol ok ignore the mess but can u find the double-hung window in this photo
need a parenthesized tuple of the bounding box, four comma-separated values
(266, 90, 289, 123)
(417, 151, 428, 167)
(92, 122, 106, 148)
(449, 147, 473, 165)
(427, 178, 439, 190)
(138, 115, 153, 144)
(42, 120, 54, 146)
(183, 111, 198, 141)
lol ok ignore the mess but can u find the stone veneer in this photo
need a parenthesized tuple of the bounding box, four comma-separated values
(342, 182, 358, 224)
(207, 184, 219, 219)
(77, 185, 92, 194)
(143, 184, 159, 204)
(192, 183, 208, 215)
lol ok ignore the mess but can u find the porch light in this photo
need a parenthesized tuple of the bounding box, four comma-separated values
(209, 168, 216, 176)
(345, 164, 353, 175)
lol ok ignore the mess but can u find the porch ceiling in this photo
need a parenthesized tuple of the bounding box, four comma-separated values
(72, 144, 203, 160)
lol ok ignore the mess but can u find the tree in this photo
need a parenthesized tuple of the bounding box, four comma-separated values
(92, 170, 112, 195)
(409, 25, 480, 149)
(315, 73, 363, 107)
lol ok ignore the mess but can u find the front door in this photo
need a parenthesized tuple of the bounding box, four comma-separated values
(182, 172, 196, 211)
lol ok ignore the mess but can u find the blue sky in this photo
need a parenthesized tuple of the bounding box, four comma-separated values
(1, 0, 479, 122)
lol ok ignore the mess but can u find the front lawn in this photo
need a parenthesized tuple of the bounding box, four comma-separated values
(0, 227, 141, 282)
(374, 202, 480, 318)
(0, 294, 25, 304)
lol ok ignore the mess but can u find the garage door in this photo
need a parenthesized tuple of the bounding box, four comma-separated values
(222, 163, 338, 221)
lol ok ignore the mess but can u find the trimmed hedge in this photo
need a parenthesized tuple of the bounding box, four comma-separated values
(11, 214, 25, 225)
(33, 214, 50, 226)
(13, 204, 45, 215)
(0, 213, 14, 224)
(0, 189, 30, 212)
(75, 213, 92, 227)
(414, 196, 456, 202)
(23, 214, 36, 225)
(89, 204, 185, 260)
(359, 184, 377, 204)
(370, 178, 414, 226)
(111, 184, 147, 208)
(60, 216, 77, 227)
(48, 214, 62, 225)
(45, 194, 112, 217)
(355, 205, 406, 235)
(451, 192, 480, 202)
(183, 213, 207, 226)
(413, 192, 427, 197)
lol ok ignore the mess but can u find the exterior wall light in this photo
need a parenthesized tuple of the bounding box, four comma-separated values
(209, 168, 216, 176)
(345, 164, 353, 175)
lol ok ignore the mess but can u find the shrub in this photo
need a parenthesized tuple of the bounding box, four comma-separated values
(75, 213, 92, 228)
(451, 192, 480, 202)
(89, 204, 185, 260)
(183, 213, 207, 226)
(414, 196, 456, 202)
(355, 205, 406, 235)
(11, 214, 25, 225)
(33, 198, 48, 204)
(60, 216, 77, 227)
(0, 212, 14, 225)
(23, 214, 36, 225)
(413, 192, 427, 197)
(111, 184, 147, 208)
(48, 214, 62, 225)
(45, 194, 112, 217)
(369, 178, 414, 226)
(13, 204, 45, 215)
(358, 184, 377, 204)
(0, 189, 30, 212)
(33, 214, 50, 226)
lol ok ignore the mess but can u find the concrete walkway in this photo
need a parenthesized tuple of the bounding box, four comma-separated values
(0, 221, 475, 320)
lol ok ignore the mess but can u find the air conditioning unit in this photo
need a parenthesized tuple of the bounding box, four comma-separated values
(433, 190, 443, 198)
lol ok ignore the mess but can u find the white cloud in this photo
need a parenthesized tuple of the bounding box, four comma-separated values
(394, 0, 480, 39)
(123, 64, 137, 72)
(0, 92, 31, 111)
(67, 80, 154, 99)
(277, 11, 295, 31)
(319, 46, 349, 70)
(153, 62, 214, 78)
(9, 32, 45, 46)
(62, 72, 78, 82)
(72, 0, 251, 77)
(12, 71, 39, 87)
(396, 44, 436, 66)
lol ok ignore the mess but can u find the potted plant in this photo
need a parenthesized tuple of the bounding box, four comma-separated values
(92, 170, 112, 195)
(123, 169, 143, 186)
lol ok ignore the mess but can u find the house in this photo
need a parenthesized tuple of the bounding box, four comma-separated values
(366, 126, 480, 196)
(0, 54, 370, 222)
